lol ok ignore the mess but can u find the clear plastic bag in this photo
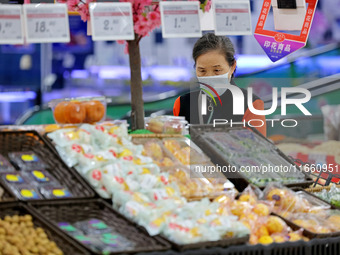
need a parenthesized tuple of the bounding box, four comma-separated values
(321, 105, 340, 141)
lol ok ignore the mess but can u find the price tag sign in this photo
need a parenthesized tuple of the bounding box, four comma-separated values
(89, 2, 134, 41)
(214, 0, 252, 35)
(23, 3, 70, 43)
(0, 5, 24, 44)
(160, 1, 202, 38)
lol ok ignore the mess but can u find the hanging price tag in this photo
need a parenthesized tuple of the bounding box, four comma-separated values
(160, 1, 202, 38)
(214, 0, 252, 36)
(89, 2, 134, 41)
(0, 5, 24, 45)
(23, 3, 70, 43)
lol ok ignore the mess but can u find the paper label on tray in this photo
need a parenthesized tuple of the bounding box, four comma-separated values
(160, 1, 202, 38)
(0, 5, 24, 45)
(89, 2, 134, 41)
(23, 3, 70, 43)
(214, 0, 252, 35)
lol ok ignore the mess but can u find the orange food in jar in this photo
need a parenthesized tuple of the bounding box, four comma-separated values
(65, 101, 86, 123)
(53, 101, 69, 123)
(83, 100, 105, 123)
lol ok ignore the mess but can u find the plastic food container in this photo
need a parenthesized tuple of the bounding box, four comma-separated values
(145, 116, 188, 135)
(48, 96, 110, 124)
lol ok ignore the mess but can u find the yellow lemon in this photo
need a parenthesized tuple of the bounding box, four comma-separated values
(239, 194, 257, 205)
(213, 195, 231, 204)
(255, 225, 269, 237)
(216, 206, 228, 216)
(240, 213, 257, 222)
(266, 188, 286, 206)
(288, 232, 301, 242)
(272, 234, 286, 243)
(253, 203, 270, 216)
(266, 216, 286, 234)
(258, 235, 274, 245)
(231, 201, 250, 217)
(241, 221, 252, 231)
(249, 235, 258, 245)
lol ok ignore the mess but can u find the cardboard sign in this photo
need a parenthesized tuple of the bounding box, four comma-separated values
(160, 1, 202, 38)
(254, 0, 318, 62)
(214, 0, 252, 35)
(23, 3, 70, 43)
(89, 2, 134, 41)
(0, 4, 24, 44)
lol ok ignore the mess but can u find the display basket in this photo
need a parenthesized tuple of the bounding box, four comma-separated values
(0, 130, 95, 200)
(29, 198, 171, 254)
(0, 201, 89, 254)
(189, 124, 313, 191)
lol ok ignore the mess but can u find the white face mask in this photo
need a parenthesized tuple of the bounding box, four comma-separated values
(197, 72, 231, 96)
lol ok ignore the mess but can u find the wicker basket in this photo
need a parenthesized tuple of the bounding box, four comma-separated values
(29, 198, 171, 254)
(0, 130, 95, 200)
(0, 202, 89, 254)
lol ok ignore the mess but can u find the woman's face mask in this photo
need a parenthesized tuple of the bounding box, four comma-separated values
(195, 50, 234, 96)
(197, 71, 232, 96)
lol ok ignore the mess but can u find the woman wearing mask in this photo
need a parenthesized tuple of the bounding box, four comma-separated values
(173, 33, 267, 137)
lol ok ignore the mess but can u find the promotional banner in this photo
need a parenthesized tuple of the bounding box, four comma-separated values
(254, 0, 318, 62)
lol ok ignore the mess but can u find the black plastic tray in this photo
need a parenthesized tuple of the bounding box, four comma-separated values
(0, 130, 95, 201)
(0, 201, 89, 254)
(0, 182, 15, 202)
(29, 198, 171, 254)
(149, 236, 340, 255)
(161, 234, 249, 252)
(189, 124, 313, 191)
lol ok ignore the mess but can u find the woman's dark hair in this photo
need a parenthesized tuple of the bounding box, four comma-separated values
(192, 33, 236, 76)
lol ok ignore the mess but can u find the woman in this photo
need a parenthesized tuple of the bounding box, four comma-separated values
(173, 33, 267, 137)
